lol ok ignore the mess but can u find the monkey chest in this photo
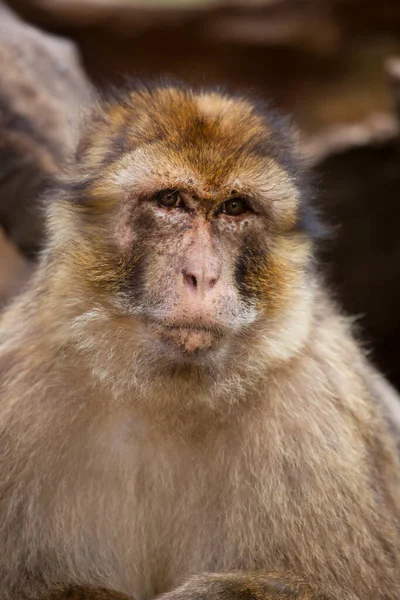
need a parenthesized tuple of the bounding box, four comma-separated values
(90, 415, 329, 599)
(107, 442, 276, 599)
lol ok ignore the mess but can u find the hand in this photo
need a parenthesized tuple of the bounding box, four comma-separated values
(46, 587, 135, 600)
(157, 572, 326, 600)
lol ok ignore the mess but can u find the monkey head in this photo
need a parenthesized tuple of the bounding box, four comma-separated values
(49, 85, 319, 382)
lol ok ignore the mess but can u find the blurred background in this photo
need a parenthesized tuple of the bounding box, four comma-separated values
(1, 0, 400, 388)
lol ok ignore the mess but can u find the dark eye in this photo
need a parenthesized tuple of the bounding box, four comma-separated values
(157, 190, 180, 208)
(221, 198, 249, 216)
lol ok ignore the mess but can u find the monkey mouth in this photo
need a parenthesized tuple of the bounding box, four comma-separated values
(145, 319, 224, 353)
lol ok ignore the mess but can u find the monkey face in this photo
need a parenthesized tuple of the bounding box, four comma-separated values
(115, 188, 260, 356)
(55, 86, 317, 370)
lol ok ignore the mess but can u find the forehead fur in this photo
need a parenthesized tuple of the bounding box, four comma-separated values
(57, 84, 323, 239)
(74, 85, 296, 184)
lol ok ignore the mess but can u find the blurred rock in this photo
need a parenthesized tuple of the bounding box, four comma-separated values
(0, 0, 91, 257)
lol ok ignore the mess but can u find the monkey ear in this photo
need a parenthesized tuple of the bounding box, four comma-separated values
(272, 118, 331, 243)
(272, 116, 331, 243)
(295, 161, 332, 243)
(276, 116, 304, 165)
(297, 199, 330, 242)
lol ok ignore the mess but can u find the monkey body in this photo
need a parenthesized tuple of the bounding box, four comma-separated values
(0, 85, 399, 600)
(1, 285, 399, 599)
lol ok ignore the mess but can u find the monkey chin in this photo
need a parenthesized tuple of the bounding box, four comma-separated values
(146, 321, 224, 358)
(161, 327, 217, 353)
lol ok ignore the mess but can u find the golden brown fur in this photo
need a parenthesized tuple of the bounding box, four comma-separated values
(0, 84, 399, 600)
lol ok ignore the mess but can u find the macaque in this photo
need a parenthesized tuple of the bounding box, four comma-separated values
(0, 84, 399, 600)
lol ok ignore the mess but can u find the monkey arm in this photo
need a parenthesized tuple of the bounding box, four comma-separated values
(155, 572, 328, 600)
(28, 576, 321, 600)
(46, 587, 134, 600)
(39, 573, 329, 600)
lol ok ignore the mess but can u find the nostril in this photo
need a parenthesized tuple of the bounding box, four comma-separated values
(182, 269, 219, 291)
(182, 270, 198, 289)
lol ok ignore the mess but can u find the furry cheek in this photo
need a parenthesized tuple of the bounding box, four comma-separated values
(235, 235, 312, 315)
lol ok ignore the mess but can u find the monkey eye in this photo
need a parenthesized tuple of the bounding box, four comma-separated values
(220, 198, 249, 216)
(156, 190, 181, 208)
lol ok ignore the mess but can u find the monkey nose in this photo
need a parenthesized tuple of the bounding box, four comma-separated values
(181, 267, 218, 294)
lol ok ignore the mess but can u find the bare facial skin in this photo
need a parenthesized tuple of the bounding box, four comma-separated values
(119, 191, 258, 357)
(0, 84, 399, 600)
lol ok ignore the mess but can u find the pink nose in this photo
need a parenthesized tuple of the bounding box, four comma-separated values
(182, 267, 219, 293)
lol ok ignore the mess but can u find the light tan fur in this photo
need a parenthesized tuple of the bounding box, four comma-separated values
(0, 85, 399, 600)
